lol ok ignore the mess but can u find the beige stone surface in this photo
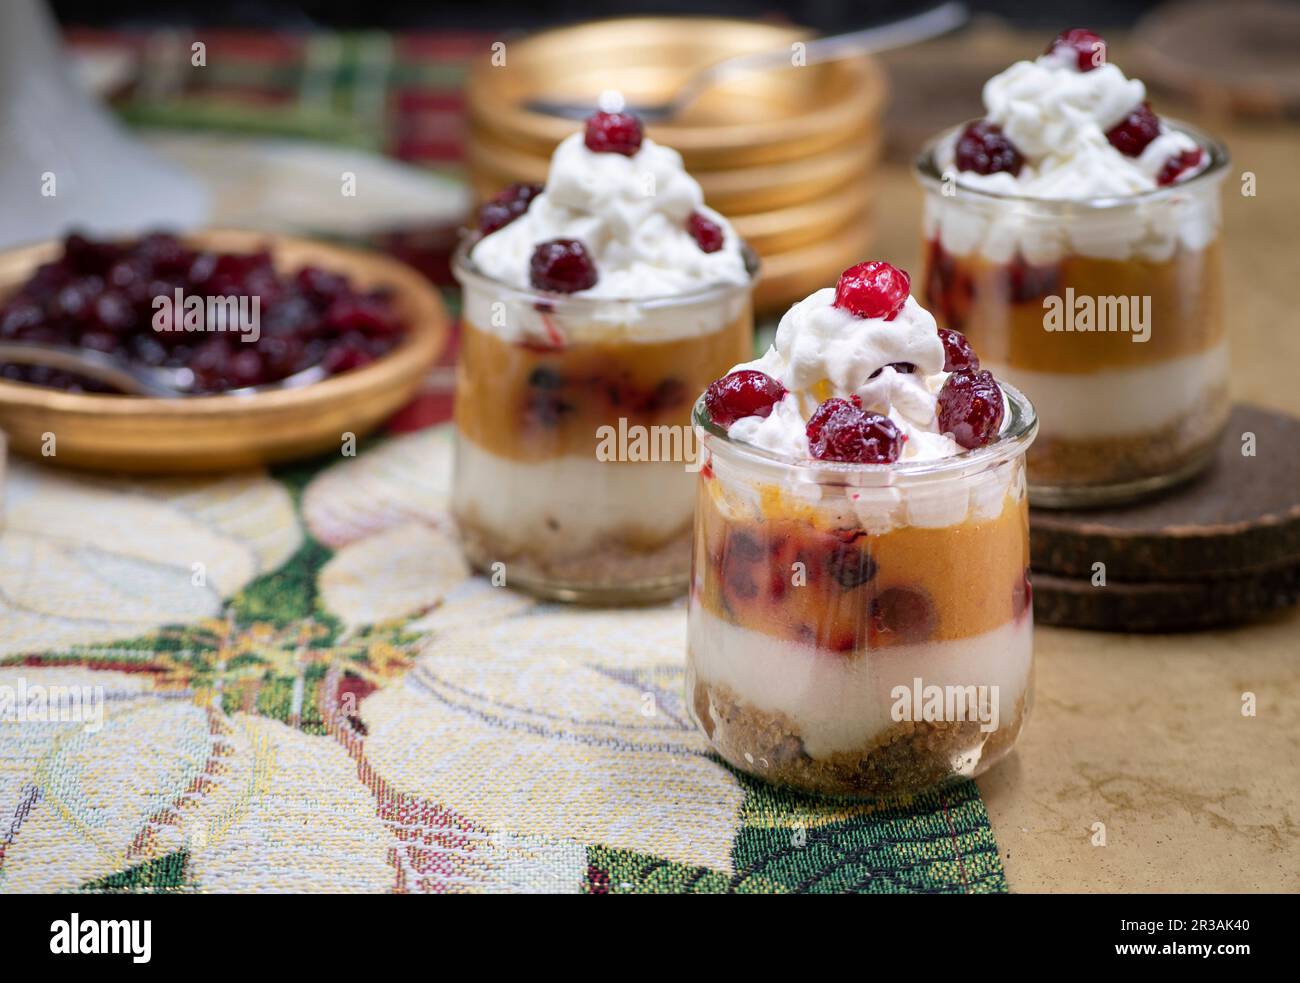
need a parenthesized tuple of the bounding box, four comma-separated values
(871, 46, 1300, 891)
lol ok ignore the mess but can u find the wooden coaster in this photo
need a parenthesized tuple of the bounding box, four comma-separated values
(1031, 564, 1300, 632)
(1030, 405, 1300, 581)
(1029, 404, 1300, 630)
(1134, 0, 1300, 119)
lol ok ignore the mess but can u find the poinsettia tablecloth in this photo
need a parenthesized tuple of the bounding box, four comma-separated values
(0, 413, 1007, 894)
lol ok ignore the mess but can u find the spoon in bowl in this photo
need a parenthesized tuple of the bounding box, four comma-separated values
(525, 1, 968, 122)
(0, 341, 327, 397)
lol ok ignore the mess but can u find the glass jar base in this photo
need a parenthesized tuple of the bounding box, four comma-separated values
(476, 565, 688, 606)
(690, 669, 1031, 800)
(457, 522, 690, 606)
(1028, 441, 1217, 509)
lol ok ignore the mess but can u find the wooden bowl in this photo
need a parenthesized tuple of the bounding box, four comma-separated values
(467, 18, 886, 171)
(0, 230, 447, 472)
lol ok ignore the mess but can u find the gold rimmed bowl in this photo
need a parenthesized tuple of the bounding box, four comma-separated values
(0, 230, 447, 472)
(467, 17, 887, 172)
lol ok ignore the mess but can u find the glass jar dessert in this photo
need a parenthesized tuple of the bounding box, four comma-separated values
(453, 110, 757, 603)
(687, 260, 1037, 798)
(915, 28, 1229, 507)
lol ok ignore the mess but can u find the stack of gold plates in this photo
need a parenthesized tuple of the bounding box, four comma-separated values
(466, 17, 887, 313)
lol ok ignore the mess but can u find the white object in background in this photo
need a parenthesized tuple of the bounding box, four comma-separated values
(0, 0, 209, 249)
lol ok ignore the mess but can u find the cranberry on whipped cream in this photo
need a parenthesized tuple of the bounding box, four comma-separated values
(942, 28, 1208, 197)
(470, 111, 750, 300)
(708, 262, 1006, 462)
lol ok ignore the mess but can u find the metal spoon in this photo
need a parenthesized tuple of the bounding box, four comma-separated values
(0, 341, 327, 398)
(526, 2, 969, 122)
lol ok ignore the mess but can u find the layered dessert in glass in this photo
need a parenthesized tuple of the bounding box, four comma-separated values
(916, 29, 1229, 506)
(453, 110, 756, 602)
(687, 261, 1037, 798)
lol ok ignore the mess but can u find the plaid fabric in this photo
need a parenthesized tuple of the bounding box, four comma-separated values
(0, 27, 1013, 894)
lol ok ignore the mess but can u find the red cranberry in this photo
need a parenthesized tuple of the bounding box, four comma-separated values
(0, 231, 405, 394)
(833, 261, 911, 321)
(954, 120, 1024, 177)
(1013, 567, 1033, 620)
(1156, 147, 1204, 186)
(1046, 28, 1107, 72)
(687, 212, 724, 253)
(806, 398, 904, 464)
(704, 369, 786, 428)
(1106, 102, 1161, 157)
(869, 587, 936, 645)
(529, 239, 598, 293)
(938, 327, 980, 371)
(937, 369, 1005, 449)
(584, 111, 643, 156)
(477, 183, 543, 236)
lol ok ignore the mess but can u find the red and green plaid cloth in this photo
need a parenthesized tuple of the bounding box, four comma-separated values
(0, 27, 1012, 894)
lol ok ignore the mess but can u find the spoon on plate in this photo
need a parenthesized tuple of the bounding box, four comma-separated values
(525, 2, 968, 122)
(0, 341, 327, 398)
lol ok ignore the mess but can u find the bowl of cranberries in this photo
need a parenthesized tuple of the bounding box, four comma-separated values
(0, 229, 446, 472)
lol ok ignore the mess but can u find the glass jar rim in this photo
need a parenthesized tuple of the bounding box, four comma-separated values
(913, 118, 1231, 210)
(693, 381, 1038, 488)
(451, 234, 762, 311)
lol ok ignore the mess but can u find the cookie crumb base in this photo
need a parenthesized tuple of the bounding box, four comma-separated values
(690, 668, 1029, 799)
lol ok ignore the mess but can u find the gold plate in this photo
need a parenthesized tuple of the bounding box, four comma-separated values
(0, 230, 447, 473)
(753, 218, 876, 313)
(466, 17, 887, 170)
(468, 129, 881, 216)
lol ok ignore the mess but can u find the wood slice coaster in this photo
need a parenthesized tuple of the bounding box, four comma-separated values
(1134, 0, 1300, 119)
(1031, 565, 1300, 632)
(1029, 404, 1300, 630)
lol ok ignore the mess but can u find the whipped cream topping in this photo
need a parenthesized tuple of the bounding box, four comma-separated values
(926, 46, 1223, 264)
(727, 288, 968, 463)
(471, 132, 749, 300)
(939, 48, 1206, 198)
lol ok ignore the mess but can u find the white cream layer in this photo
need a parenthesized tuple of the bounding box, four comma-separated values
(689, 605, 1033, 758)
(453, 435, 694, 552)
(986, 341, 1227, 440)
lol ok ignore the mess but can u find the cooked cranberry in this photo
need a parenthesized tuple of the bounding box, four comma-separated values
(477, 182, 543, 236)
(938, 327, 980, 371)
(1046, 28, 1107, 72)
(955, 120, 1024, 177)
(1013, 567, 1033, 620)
(826, 542, 877, 590)
(704, 369, 786, 428)
(1106, 102, 1161, 157)
(0, 231, 405, 395)
(529, 239, 598, 293)
(1156, 147, 1204, 186)
(1007, 255, 1061, 303)
(833, 261, 911, 321)
(937, 369, 1005, 449)
(869, 587, 936, 645)
(687, 212, 724, 253)
(806, 398, 904, 464)
(584, 111, 643, 156)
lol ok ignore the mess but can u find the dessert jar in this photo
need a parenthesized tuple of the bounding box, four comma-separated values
(916, 124, 1229, 507)
(686, 384, 1038, 799)
(452, 242, 757, 603)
